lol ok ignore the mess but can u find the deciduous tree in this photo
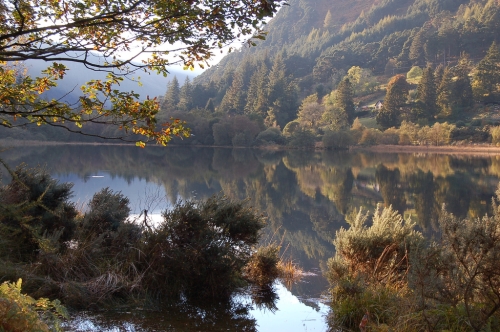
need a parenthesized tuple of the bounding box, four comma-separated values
(0, 0, 286, 146)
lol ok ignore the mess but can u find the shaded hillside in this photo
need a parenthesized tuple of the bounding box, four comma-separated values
(195, 0, 493, 89)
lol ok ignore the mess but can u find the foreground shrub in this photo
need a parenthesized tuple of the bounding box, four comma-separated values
(409, 190, 500, 331)
(0, 164, 77, 261)
(244, 245, 280, 287)
(327, 206, 423, 288)
(140, 195, 266, 301)
(0, 166, 281, 309)
(327, 188, 500, 331)
(0, 279, 67, 332)
(326, 206, 423, 330)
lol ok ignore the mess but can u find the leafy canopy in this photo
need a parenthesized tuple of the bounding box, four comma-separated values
(0, 0, 287, 146)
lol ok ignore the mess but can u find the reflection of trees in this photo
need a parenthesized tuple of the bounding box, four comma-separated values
(407, 170, 438, 231)
(70, 300, 258, 331)
(434, 173, 473, 219)
(375, 164, 406, 214)
(4, 146, 500, 303)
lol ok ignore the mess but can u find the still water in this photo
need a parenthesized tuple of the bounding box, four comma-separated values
(2, 145, 500, 331)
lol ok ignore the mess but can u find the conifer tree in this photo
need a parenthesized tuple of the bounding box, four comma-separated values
(452, 53, 474, 108)
(265, 55, 298, 128)
(245, 62, 269, 117)
(409, 29, 426, 66)
(434, 64, 444, 87)
(473, 42, 500, 101)
(335, 77, 356, 125)
(437, 66, 454, 117)
(416, 67, 438, 121)
(219, 70, 246, 114)
(205, 98, 215, 113)
(376, 75, 409, 130)
(324, 10, 334, 28)
(162, 76, 180, 112)
(177, 77, 192, 111)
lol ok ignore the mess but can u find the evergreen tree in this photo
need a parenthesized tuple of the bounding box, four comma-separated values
(162, 76, 180, 112)
(473, 42, 500, 101)
(437, 66, 454, 117)
(452, 53, 474, 108)
(335, 77, 356, 125)
(434, 64, 444, 86)
(324, 10, 333, 28)
(205, 98, 215, 112)
(376, 75, 409, 130)
(245, 62, 269, 118)
(409, 29, 426, 66)
(177, 76, 192, 111)
(265, 55, 298, 128)
(219, 70, 246, 114)
(415, 67, 438, 121)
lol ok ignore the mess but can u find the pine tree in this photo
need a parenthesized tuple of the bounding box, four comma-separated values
(324, 10, 333, 28)
(415, 67, 438, 121)
(452, 53, 474, 108)
(473, 42, 500, 101)
(376, 75, 409, 130)
(219, 70, 245, 114)
(437, 66, 454, 117)
(434, 64, 444, 86)
(409, 29, 426, 66)
(162, 76, 180, 112)
(265, 55, 298, 128)
(177, 76, 192, 111)
(205, 98, 215, 112)
(245, 62, 269, 117)
(336, 77, 356, 125)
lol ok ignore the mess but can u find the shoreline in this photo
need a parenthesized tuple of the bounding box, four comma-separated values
(2, 139, 500, 156)
(351, 144, 500, 155)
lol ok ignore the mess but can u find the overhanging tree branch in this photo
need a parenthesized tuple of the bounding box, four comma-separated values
(0, 0, 287, 145)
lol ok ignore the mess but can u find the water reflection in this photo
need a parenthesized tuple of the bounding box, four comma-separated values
(65, 300, 258, 332)
(2, 145, 500, 331)
(2, 146, 499, 274)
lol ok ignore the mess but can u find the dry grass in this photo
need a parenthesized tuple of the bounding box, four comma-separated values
(277, 259, 303, 287)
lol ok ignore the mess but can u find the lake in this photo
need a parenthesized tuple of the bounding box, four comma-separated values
(2, 145, 500, 331)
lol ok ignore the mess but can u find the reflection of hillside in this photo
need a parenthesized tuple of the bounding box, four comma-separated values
(2, 146, 500, 301)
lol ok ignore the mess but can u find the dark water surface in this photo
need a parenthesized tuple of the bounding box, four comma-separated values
(2, 145, 500, 331)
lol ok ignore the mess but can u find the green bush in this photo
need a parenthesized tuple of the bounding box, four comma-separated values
(0, 166, 279, 308)
(255, 128, 286, 145)
(287, 130, 316, 148)
(244, 245, 280, 287)
(0, 164, 77, 261)
(140, 195, 266, 301)
(407, 66, 423, 80)
(327, 187, 500, 331)
(322, 130, 353, 149)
